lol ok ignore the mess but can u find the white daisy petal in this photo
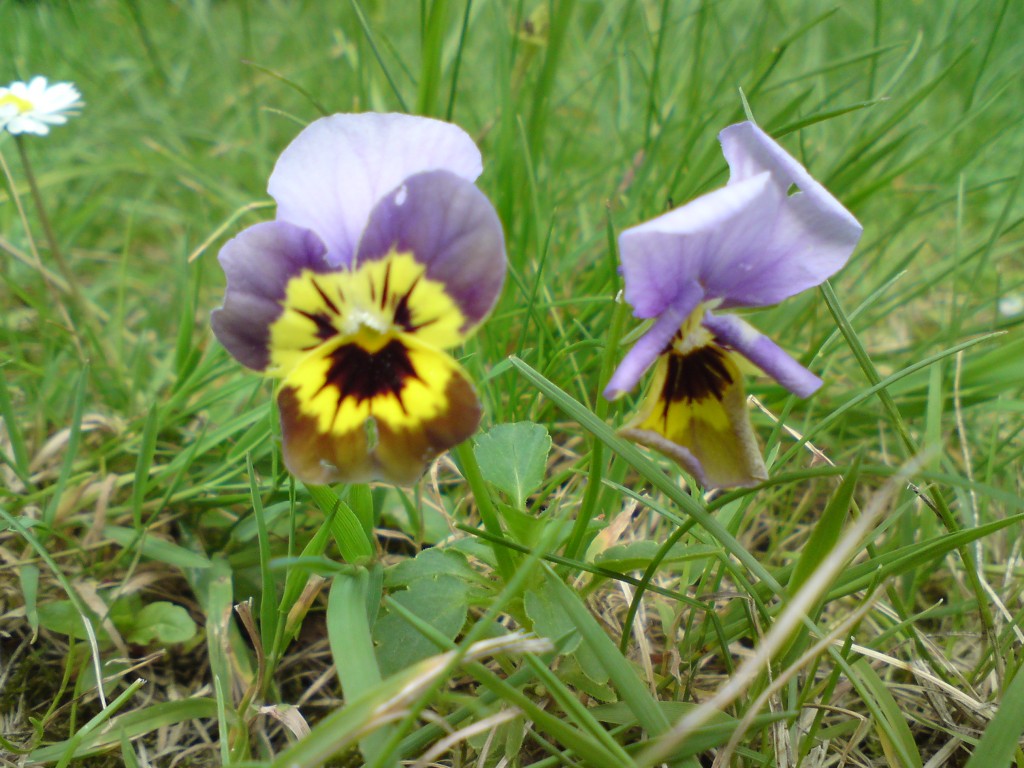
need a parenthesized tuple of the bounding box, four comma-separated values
(0, 76, 83, 136)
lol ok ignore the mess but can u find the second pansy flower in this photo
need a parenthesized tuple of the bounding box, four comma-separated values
(213, 113, 506, 485)
(606, 121, 863, 489)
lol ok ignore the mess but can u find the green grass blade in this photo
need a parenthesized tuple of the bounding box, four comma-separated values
(0, 369, 30, 485)
(544, 565, 669, 736)
(845, 658, 923, 768)
(42, 368, 88, 529)
(327, 568, 395, 767)
(788, 456, 860, 593)
(416, 0, 450, 116)
(384, 595, 634, 768)
(131, 405, 161, 530)
(246, 454, 279, 660)
(200, 557, 237, 765)
(510, 355, 784, 595)
(305, 483, 375, 563)
(963, 664, 1024, 768)
(526, 0, 576, 156)
(350, 0, 410, 112)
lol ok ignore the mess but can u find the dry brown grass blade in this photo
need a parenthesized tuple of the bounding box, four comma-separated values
(639, 456, 922, 767)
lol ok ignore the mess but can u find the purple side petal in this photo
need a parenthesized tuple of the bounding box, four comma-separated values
(703, 312, 822, 397)
(618, 175, 772, 319)
(356, 170, 506, 333)
(211, 221, 331, 370)
(603, 281, 704, 399)
(268, 113, 483, 268)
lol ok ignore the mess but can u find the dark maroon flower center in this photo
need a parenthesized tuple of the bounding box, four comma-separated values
(319, 339, 420, 407)
(661, 346, 733, 405)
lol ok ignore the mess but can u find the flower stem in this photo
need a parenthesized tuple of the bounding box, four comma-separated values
(14, 136, 118, 373)
(15, 136, 87, 314)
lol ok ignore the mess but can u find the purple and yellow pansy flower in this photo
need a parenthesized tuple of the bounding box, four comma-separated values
(605, 121, 863, 489)
(212, 113, 506, 485)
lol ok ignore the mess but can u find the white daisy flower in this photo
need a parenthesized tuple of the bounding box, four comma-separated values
(0, 76, 83, 136)
(999, 293, 1024, 317)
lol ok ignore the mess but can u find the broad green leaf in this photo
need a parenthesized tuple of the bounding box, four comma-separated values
(383, 493, 451, 544)
(103, 526, 212, 570)
(500, 502, 572, 549)
(473, 421, 551, 509)
(595, 541, 717, 575)
(374, 573, 470, 677)
(38, 600, 98, 642)
(384, 547, 483, 588)
(124, 602, 198, 645)
(524, 587, 609, 684)
(20, 564, 39, 639)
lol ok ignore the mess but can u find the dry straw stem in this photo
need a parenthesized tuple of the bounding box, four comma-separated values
(713, 596, 881, 766)
(842, 643, 995, 720)
(637, 456, 927, 767)
(0, 144, 83, 358)
(347, 635, 553, 759)
(953, 350, 1024, 647)
(187, 200, 275, 263)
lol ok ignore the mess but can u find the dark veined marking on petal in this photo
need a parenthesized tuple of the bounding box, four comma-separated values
(393, 273, 439, 332)
(297, 310, 337, 342)
(318, 338, 420, 415)
(393, 275, 417, 329)
(311, 276, 340, 315)
(659, 345, 733, 418)
(380, 259, 393, 310)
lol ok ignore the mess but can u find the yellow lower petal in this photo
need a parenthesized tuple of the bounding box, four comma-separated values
(623, 345, 767, 489)
(278, 332, 481, 484)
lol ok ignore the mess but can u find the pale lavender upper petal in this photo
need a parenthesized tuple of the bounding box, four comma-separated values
(211, 220, 331, 370)
(715, 121, 863, 305)
(603, 282, 704, 399)
(268, 113, 483, 268)
(618, 121, 862, 315)
(356, 170, 506, 333)
(618, 175, 773, 318)
(703, 312, 822, 398)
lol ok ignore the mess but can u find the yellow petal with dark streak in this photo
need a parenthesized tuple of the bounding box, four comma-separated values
(622, 348, 767, 489)
(277, 334, 481, 485)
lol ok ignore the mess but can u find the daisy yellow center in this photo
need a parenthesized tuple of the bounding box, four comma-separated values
(0, 93, 34, 113)
(269, 249, 469, 434)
